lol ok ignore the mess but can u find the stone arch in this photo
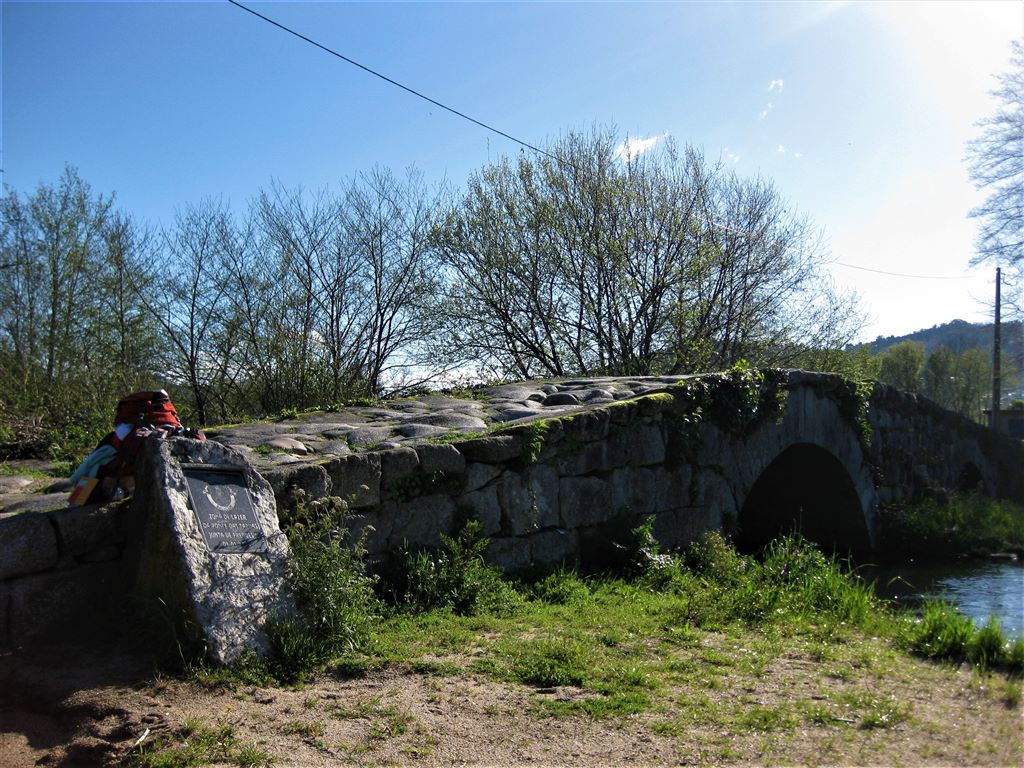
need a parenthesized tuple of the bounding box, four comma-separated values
(734, 442, 872, 556)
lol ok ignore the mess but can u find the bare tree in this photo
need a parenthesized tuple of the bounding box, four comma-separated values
(255, 182, 362, 406)
(342, 167, 447, 396)
(138, 201, 232, 425)
(966, 41, 1023, 273)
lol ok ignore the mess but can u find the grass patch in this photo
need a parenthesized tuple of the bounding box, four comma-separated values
(507, 636, 589, 687)
(0, 461, 67, 479)
(539, 690, 653, 718)
(127, 720, 275, 767)
(196, 518, 1021, 759)
(879, 494, 1024, 558)
(735, 704, 800, 732)
(408, 659, 461, 676)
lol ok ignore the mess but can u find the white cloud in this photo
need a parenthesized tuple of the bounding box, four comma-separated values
(777, 144, 787, 154)
(794, 152, 803, 159)
(759, 102, 774, 120)
(614, 135, 663, 161)
(768, 79, 785, 92)
(723, 147, 741, 164)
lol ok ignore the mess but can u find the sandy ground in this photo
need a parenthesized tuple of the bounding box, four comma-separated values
(2, 635, 1022, 768)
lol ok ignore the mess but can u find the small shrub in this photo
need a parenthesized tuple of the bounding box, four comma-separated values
(630, 516, 687, 592)
(267, 496, 381, 681)
(236, 742, 276, 767)
(394, 519, 521, 615)
(1008, 636, 1024, 674)
(999, 679, 1022, 708)
(906, 601, 974, 660)
(967, 618, 1008, 668)
(682, 530, 747, 586)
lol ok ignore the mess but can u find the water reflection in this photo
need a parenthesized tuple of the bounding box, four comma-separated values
(861, 559, 1024, 638)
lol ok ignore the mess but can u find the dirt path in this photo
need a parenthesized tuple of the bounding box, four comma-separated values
(2, 638, 1022, 767)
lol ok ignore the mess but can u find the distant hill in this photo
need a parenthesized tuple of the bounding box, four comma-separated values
(859, 319, 1023, 359)
(851, 320, 1024, 398)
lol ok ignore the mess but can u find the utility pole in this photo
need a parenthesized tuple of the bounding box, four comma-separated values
(991, 267, 1001, 432)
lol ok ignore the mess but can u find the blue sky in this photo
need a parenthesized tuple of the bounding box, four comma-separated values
(2, 0, 1020, 342)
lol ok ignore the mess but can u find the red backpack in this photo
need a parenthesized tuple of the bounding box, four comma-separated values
(114, 390, 182, 430)
(105, 390, 203, 486)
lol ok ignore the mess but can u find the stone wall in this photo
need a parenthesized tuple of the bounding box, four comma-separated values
(0, 500, 133, 647)
(867, 383, 1024, 505)
(267, 372, 877, 570)
(318, 390, 702, 572)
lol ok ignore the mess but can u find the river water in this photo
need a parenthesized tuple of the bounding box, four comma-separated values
(862, 559, 1024, 639)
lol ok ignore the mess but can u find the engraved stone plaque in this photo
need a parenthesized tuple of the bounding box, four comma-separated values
(183, 464, 267, 554)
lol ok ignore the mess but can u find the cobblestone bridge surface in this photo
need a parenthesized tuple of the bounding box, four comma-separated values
(0, 377, 690, 517)
(209, 377, 695, 470)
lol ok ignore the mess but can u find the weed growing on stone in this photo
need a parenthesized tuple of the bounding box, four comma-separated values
(519, 420, 549, 463)
(387, 518, 521, 616)
(266, 496, 381, 682)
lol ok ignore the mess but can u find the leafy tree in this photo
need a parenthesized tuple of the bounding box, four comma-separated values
(965, 41, 1022, 274)
(434, 127, 859, 379)
(950, 347, 992, 420)
(922, 345, 957, 407)
(877, 340, 925, 393)
(0, 167, 158, 456)
(917, 345, 998, 421)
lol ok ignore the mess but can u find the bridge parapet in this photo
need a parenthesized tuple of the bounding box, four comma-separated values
(866, 380, 1023, 504)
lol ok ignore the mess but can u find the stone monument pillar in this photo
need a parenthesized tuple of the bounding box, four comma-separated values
(130, 437, 294, 664)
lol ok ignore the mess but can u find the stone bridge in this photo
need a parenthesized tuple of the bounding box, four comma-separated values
(213, 369, 1024, 568)
(3, 369, 1023, 648)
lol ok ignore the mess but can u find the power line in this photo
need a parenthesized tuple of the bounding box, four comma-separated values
(831, 261, 972, 280)
(227, 0, 560, 164)
(713, 219, 976, 280)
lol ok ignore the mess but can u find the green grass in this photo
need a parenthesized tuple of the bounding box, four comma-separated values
(203, 524, 1021, 760)
(347, 531, 1022, 728)
(879, 494, 1024, 558)
(127, 721, 275, 768)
